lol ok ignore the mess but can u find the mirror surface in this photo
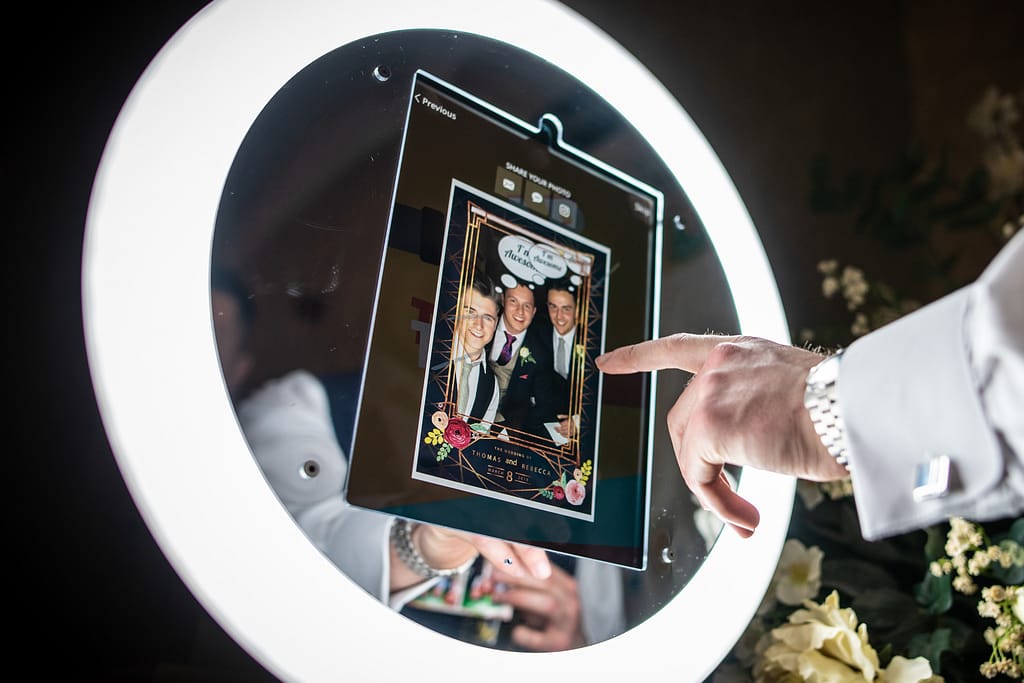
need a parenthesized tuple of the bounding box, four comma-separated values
(210, 28, 742, 649)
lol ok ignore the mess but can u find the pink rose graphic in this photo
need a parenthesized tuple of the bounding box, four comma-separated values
(552, 485, 565, 500)
(444, 417, 472, 449)
(564, 480, 586, 506)
(431, 411, 449, 431)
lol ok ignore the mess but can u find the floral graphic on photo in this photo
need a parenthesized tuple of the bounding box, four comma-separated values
(444, 417, 473, 449)
(538, 464, 590, 506)
(423, 427, 452, 461)
(575, 460, 592, 486)
(431, 410, 449, 431)
(423, 415, 488, 461)
(564, 480, 586, 506)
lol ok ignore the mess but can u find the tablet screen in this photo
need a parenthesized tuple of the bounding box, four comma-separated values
(346, 71, 662, 569)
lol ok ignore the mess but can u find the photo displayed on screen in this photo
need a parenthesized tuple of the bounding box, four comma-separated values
(345, 69, 662, 569)
(413, 182, 609, 521)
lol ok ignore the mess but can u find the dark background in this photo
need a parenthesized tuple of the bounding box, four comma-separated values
(19, 1, 1020, 680)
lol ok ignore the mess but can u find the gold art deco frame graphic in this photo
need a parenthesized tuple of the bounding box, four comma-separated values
(82, 1, 795, 680)
(411, 187, 608, 522)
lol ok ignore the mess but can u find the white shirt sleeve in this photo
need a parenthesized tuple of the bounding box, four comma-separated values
(239, 370, 436, 606)
(840, 230, 1024, 540)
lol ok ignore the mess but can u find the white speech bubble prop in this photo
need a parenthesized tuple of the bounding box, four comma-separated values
(528, 243, 568, 280)
(497, 234, 539, 283)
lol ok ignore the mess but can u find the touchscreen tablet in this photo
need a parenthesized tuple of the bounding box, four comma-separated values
(345, 70, 662, 570)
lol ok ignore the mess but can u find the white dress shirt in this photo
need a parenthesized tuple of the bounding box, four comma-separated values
(453, 343, 499, 426)
(842, 230, 1024, 540)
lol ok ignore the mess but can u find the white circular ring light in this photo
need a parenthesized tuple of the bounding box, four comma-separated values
(82, 1, 794, 680)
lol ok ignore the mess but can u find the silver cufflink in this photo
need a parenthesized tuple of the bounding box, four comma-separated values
(912, 454, 951, 503)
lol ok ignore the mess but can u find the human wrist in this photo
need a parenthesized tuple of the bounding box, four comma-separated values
(804, 350, 851, 472)
(390, 519, 476, 578)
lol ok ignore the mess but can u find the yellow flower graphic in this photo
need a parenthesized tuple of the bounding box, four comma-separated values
(424, 428, 444, 446)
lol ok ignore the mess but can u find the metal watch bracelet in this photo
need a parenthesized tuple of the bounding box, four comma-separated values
(804, 351, 851, 471)
(390, 518, 475, 578)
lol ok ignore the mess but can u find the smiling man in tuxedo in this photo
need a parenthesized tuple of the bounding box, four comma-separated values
(544, 283, 579, 439)
(452, 276, 503, 426)
(488, 282, 555, 436)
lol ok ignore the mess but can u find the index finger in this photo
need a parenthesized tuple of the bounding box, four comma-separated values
(470, 535, 551, 580)
(595, 333, 739, 375)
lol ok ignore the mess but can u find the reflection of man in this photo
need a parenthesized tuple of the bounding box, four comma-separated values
(488, 283, 554, 434)
(215, 269, 565, 631)
(212, 272, 625, 654)
(546, 284, 579, 438)
(453, 277, 501, 426)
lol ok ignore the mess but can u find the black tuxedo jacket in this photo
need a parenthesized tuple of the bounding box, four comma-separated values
(494, 323, 560, 435)
(534, 321, 572, 419)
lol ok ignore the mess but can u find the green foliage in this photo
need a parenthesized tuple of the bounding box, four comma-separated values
(924, 524, 948, 561)
(810, 147, 1009, 255)
(914, 571, 953, 615)
(907, 627, 952, 674)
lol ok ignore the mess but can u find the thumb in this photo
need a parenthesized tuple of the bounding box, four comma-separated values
(596, 333, 738, 375)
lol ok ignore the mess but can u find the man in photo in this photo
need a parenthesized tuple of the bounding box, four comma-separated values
(545, 283, 580, 439)
(452, 276, 502, 426)
(488, 282, 555, 436)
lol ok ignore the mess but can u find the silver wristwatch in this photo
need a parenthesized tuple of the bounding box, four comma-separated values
(390, 519, 474, 578)
(804, 351, 851, 470)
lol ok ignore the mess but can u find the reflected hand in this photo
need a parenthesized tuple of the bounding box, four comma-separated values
(555, 414, 578, 438)
(391, 523, 551, 592)
(491, 560, 584, 652)
(595, 333, 848, 537)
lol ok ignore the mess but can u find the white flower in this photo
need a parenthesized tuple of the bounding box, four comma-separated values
(796, 480, 825, 510)
(818, 259, 839, 275)
(984, 143, 1024, 198)
(841, 266, 869, 309)
(518, 346, 535, 364)
(822, 477, 855, 500)
(880, 655, 944, 683)
(946, 517, 983, 556)
(841, 265, 866, 287)
(1013, 590, 1024, 624)
(754, 591, 880, 681)
(773, 539, 824, 606)
(967, 86, 1020, 140)
(851, 312, 870, 337)
(822, 276, 840, 298)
